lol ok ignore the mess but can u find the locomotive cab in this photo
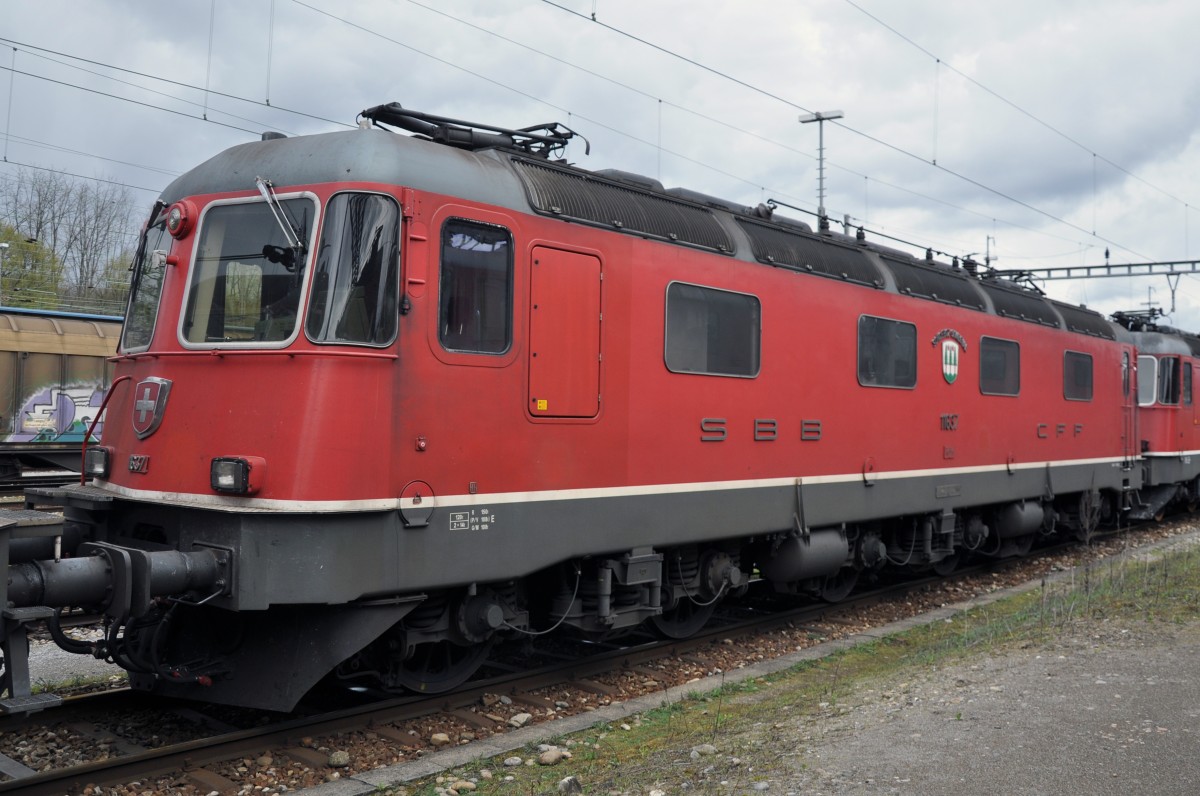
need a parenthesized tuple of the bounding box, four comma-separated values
(1126, 326, 1200, 518)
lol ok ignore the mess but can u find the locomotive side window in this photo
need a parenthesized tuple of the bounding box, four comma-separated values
(1185, 362, 1193, 406)
(1157, 356, 1181, 405)
(664, 282, 760, 377)
(439, 219, 513, 355)
(182, 197, 313, 345)
(121, 218, 169, 352)
(857, 316, 916, 389)
(1063, 350, 1093, 401)
(979, 337, 1020, 396)
(1137, 355, 1157, 406)
(306, 193, 399, 346)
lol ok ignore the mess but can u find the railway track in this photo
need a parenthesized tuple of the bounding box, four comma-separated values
(0, 527, 1142, 796)
(0, 473, 77, 501)
(0, 593, 901, 794)
(1, 518, 1191, 794)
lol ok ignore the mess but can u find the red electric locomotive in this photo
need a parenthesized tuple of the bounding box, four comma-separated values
(1112, 311, 1200, 518)
(0, 106, 1146, 712)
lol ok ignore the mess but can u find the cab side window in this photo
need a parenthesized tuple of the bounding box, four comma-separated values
(1158, 356, 1181, 405)
(1137, 355, 1157, 406)
(439, 219, 513, 355)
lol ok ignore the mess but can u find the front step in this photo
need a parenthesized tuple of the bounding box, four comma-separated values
(0, 691, 63, 716)
(2, 512, 68, 715)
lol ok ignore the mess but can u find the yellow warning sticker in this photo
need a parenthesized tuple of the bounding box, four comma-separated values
(536, 399, 548, 411)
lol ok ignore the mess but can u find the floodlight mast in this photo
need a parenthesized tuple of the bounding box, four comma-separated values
(799, 110, 844, 223)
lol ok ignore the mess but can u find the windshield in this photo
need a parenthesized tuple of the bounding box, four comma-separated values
(306, 192, 399, 346)
(120, 209, 169, 352)
(181, 197, 313, 344)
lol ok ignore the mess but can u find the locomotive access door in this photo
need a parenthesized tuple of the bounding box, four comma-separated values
(1122, 346, 1137, 467)
(528, 247, 601, 418)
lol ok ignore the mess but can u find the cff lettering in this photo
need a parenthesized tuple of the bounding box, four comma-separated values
(1036, 423, 1084, 438)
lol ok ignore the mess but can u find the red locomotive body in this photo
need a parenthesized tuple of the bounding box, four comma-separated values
(1118, 318, 1200, 517)
(0, 107, 1162, 712)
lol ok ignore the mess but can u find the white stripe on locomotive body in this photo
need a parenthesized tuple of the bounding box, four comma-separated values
(92, 454, 1132, 514)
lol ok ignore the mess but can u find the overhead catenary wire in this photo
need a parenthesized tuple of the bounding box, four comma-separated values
(388, 0, 1119, 257)
(2, 5, 1194, 273)
(536, 0, 1155, 261)
(0, 37, 349, 131)
(4, 5, 1120, 265)
(2, 46, 15, 162)
(0, 10, 1147, 265)
(841, 0, 1193, 210)
(0, 157, 161, 195)
(1, 132, 177, 179)
(5, 43, 302, 137)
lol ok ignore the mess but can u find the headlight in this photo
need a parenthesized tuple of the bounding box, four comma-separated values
(210, 456, 266, 495)
(83, 446, 111, 478)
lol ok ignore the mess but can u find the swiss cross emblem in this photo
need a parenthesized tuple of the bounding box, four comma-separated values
(132, 377, 172, 439)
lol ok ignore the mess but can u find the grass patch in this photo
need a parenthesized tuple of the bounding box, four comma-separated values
(389, 540, 1200, 795)
(32, 671, 128, 696)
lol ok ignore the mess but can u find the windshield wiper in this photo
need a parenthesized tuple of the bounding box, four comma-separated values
(255, 176, 306, 270)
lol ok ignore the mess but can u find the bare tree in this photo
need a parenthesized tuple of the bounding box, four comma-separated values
(0, 224, 62, 309)
(63, 179, 136, 291)
(0, 168, 138, 313)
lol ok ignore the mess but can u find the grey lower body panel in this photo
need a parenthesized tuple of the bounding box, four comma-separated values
(13, 461, 1133, 710)
(1143, 454, 1200, 487)
(74, 460, 1135, 608)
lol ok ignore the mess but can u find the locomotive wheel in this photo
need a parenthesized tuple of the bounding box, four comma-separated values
(931, 552, 960, 577)
(1010, 532, 1036, 557)
(651, 599, 716, 639)
(818, 568, 860, 602)
(391, 639, 493, 694)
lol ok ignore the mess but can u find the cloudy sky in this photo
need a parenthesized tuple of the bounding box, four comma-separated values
(3, 0, 1198, 327)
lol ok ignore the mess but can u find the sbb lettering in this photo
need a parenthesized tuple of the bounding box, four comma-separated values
(700, 418, 727, 442)
(699, 417, 823, 442)
(754, 419, 778, 441)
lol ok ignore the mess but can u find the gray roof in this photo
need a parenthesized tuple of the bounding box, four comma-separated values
(159, 128, 531, 212)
